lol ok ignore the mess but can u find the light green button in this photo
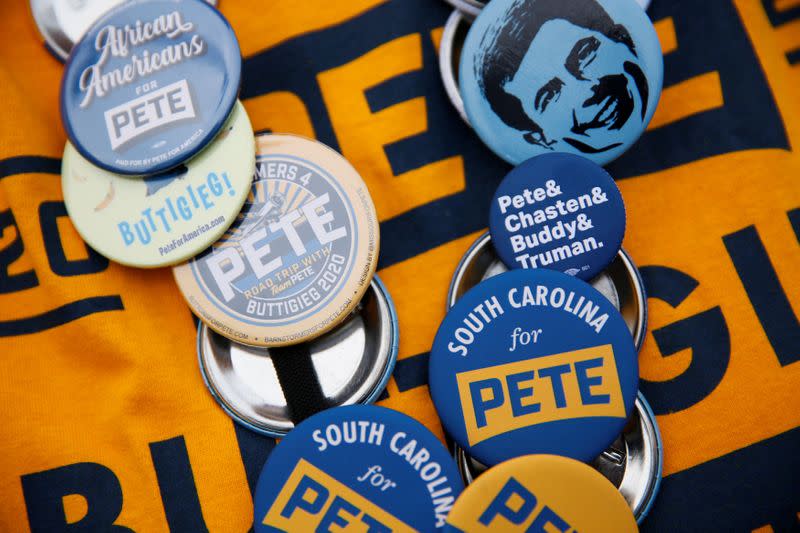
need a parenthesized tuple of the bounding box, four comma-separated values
(62, 100, 255, 268)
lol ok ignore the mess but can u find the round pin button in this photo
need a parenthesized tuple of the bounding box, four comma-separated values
(173, 133, 380, 347)
(489, 153, 626, 280)
(459, 0, 663, 166)
(430, 268, 639, 467)
(448, 232, 647, 351)
(444, 454, 638, 532)
(197, 275, 399, 437)
(253, 404, 464, 531)
(62, 100, 254, 268)
(31, 0, 218, 62)
(60, 0, 241, 175)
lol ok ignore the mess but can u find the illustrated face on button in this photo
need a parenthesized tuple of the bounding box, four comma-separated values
(502, 20, 648, 155)
(461, 0, 663, 165)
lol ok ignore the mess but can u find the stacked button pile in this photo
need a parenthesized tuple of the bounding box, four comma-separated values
(439, 0, 659, 166)
(47, 0, 670, 529)
(430, 0, 665, 530)
(431, 159, 661, 526)
(51, 2, 437, 528)
(56, 0, 398, 440)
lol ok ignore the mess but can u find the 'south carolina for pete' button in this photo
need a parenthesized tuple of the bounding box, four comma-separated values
(459, 0, 663, 166)
(445, 454, 637, 532)
(173, 133, 380, 347)
(429, 268, 638, 466)
(254, 405, 464, 531)
(489, 153, 626, 281)
(60, 0, 241, 175)
(62, 101, 254, 268)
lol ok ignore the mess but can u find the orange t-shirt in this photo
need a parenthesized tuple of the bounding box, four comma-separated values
(1, 0, 798, 531)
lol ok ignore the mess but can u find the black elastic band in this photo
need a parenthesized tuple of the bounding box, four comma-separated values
(270, 344, 328, 424)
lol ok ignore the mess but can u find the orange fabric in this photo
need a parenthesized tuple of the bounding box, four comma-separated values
(0, 0, 799, 531)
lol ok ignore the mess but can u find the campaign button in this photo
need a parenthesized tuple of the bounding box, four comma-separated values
(455, 391, 663, 523)
(62, 99, 254, 268)
(60, 0, 240, 175)
(173, 133, 380, 347)
(448, 231, 647, 351)
(459, 0, 663, 166)
(489, 153, 626, 281)
(253, 404, 464, 531)
(31, 0, 218, 62)
(445, 454, 638, 532)
(197, 275, 398, 437)
(430, 268, 639, 467)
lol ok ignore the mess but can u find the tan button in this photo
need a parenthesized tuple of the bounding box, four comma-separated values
(173, 133, 380, 347)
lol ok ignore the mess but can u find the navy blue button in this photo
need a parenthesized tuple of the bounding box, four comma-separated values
(254, 405, 464, 531)
(429, 268, 638, 467)
(60, 0, 241, 175)
(489, 153, 626, 280)
(459, 0, 663, 166)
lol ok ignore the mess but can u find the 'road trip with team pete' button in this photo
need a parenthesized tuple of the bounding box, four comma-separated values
(173, 133, 380, 347)
(253, 405, 464, 531)
(429, 268, 638, 467)
(444, 454, 637, 532)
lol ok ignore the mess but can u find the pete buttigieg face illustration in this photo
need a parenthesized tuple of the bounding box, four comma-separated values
(462, 0, 663, 165)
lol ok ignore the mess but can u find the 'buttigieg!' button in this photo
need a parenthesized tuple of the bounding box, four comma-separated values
(429, 268, 638, 466)
(60, 0, 241, 175)
(459, 0, 663, 166)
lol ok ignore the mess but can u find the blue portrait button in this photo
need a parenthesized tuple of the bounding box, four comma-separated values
(60, 0, 241, 175)
(429, 268, 638, 467)
(459, 0, 663, 166)
(489, 153, 626, 280)
(253, 405, 464, 531)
